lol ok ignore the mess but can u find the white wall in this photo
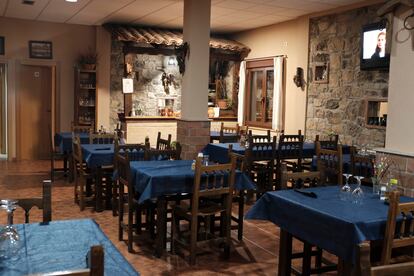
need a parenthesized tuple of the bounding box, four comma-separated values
(232, 16, 309, 134)
(386, 7, 414, 154)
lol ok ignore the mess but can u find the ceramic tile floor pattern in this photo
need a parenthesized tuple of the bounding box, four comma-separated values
(0, 160, 338, 275)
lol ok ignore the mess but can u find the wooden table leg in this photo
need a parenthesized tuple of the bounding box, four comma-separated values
(278, 229, 292, 276)
(95, 167, 103, 212)
(154, 197, 166, 258)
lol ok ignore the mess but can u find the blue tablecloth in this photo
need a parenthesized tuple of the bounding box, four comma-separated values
(55, 132, 89, 153)
(82, 144, 115, 168)
(0, 219, 138, 276)
(130, 160, 256, 203)
(203, 142, 317, 163)
(245, 186, 414, 262)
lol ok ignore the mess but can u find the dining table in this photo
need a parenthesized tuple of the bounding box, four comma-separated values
(245, 186, 414, 275)
(55, 132, 90, 154)
(129, 159, 256, 257)
(0, 219, 139, 276)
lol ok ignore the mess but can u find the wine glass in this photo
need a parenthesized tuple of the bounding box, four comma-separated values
(340, 173, 352, 201)
(0, 199, 22, 259)
(352, 176, 365, 204)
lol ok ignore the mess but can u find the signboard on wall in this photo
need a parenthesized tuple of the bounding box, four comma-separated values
(122, 78, 133, 93)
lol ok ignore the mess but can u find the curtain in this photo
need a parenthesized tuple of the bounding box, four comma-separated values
(272, 57, 284, 130)
(237, 61, 246, 126)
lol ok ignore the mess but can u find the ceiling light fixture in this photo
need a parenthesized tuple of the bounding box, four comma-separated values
(65, 0, 78, 2)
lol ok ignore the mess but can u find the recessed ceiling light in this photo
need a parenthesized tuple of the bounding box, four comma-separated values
(65, 0, 78, 2)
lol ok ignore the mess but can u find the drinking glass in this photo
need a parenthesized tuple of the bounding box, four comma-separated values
(0, 199, 22, 259)
(203, 155, 209, 166)
(340, 173, 352, 201)
(352, 176, 365, 204)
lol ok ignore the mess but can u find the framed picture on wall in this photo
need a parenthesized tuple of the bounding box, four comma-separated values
(29, 41, 53, 59)
(0, 36, 4, 55)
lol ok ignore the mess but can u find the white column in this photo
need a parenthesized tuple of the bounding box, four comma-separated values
(180, 0, 211, 121)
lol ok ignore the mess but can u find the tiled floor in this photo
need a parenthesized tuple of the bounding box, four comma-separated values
(0, 160, 337, 275)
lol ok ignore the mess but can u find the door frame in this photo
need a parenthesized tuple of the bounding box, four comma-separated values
(0, 62, 7, 159)
(16, 60, 58, 160)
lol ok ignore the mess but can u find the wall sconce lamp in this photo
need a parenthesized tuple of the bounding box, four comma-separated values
(293, 67, 306, 90)
(168, 56, 176, 66)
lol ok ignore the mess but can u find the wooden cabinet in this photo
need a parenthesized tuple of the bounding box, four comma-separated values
(74, 69, 96, 128)
(365, 98, 387, 129)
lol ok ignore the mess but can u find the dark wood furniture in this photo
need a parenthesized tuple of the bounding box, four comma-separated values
(15, 180, 52, 224)
(381, 191, 414, 265)
(351, 146, 375, 179)
(144, 143, 182, 161)
(244, 138, 276, 197)
(315, 134, 339, 150)
(219, 122, 240, 143)
(74, 69, 97, 127)
(359, 242, 414, 276)
(49, 125, 67, 181)
(156, 131, 172, 150)
(316, 141, 343, 186)
(365, 98, 388, 129)
(89, 131, 117, 145)
(72, 136, 94, 211)
(171, 155, 237, 265)
(247, 129, 271, 143)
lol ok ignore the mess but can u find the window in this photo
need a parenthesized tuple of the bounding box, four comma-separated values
(244, 59, 283, 129)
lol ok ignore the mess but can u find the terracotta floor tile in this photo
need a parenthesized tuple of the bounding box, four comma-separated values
(0, 160, 338, 275)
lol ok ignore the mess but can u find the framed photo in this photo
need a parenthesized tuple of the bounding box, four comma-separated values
(29, 40, 53, 59)
(313, 62, 329, 84)
(0, 36, 4, 55)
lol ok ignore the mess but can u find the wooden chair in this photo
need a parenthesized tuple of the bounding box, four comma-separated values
(244, 138, 276, 197)
(112, 142, 149, 216)
(275, 133, 304, 189)
(219, 122, 240, 143)
(89, 131, 117, 144)
(171, 155, 237, 265)
(280, 164, 337, 274)
(315, 134, 339, 150)
(32, 245, 104, 276)
(156, 132, 172, 150)
(239, 125, 249, 137)
(144, 142, 182, 161)
(351, 146, 375, 180)
(381, 191, 414, 265)
(247, 129, 271, 143)
(73, 135, 95, 211)
(71, 122, 94, 134)
(49, 125, 67, 181)
(360, 242, 414, 276)
(116, 152, 152, 253)
(14, 180, 52, 224)
(316, 141, 343, 186)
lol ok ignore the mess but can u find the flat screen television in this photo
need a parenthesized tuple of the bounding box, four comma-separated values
(360, 21, 390, 70)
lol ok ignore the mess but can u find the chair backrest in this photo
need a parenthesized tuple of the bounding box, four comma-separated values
(359, 242, 414, 276)
(115, 143, 148, 162)
(144, 142, 182, 161)
(280, 163, 322, 190)
(115, 153, 134, 199)
(277, 133, 304, 169)
(350, 146, 375, 178)
(89, 131, 117, 144)
(220, 123, 240, 143)
(381, 191, 414, 265)
(156, 132, 172, 150)
(15, 180, 52, 224)
(239, 125, 249, 137)
(71, 122, 94, 134)
(316, 141, 343, 185)
(31, 245, 104, 276)
(72, 135, 86, 177)
(248, 130, 271, 143)
(191, 154, 237, 216)
(315, 134, 339, 151)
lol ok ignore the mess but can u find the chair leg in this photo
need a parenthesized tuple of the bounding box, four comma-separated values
(128, 202, 133, 253)
(302, 242, 312, 276)
(171, 210, 177, 254)
(189, 218, 197, 265)
(118, 185, 124, 242)
(237, 191, 245, 241)
(315, 247, 323, 268)
(79, 177, 85, 211)
(135, 205, 142, 234)
(112, 181, 118, 216)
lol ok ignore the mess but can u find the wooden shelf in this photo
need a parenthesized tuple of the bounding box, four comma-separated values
(75, 68, 97, 127)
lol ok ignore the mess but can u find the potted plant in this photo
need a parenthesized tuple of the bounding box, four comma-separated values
(77, 48, 98, 70)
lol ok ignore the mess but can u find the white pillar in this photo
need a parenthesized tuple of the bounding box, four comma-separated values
(181, 0, 211, 121)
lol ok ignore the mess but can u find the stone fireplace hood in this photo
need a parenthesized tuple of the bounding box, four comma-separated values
(104, 24, 250, 57)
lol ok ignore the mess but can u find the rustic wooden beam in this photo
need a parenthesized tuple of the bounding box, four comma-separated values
(377, 0, 414, 16)
(123, 45, 175, 55)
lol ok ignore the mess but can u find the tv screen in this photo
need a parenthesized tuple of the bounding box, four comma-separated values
(360, 21, 390, 70)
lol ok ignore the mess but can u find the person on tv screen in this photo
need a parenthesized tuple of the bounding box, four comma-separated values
(371, 32, 386, 59)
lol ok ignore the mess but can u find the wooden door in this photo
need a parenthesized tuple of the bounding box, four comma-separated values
(0, 64, 5, 155)
(18, 65, 52, 160)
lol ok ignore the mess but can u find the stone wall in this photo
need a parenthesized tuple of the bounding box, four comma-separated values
(306, 5, 389, 147)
